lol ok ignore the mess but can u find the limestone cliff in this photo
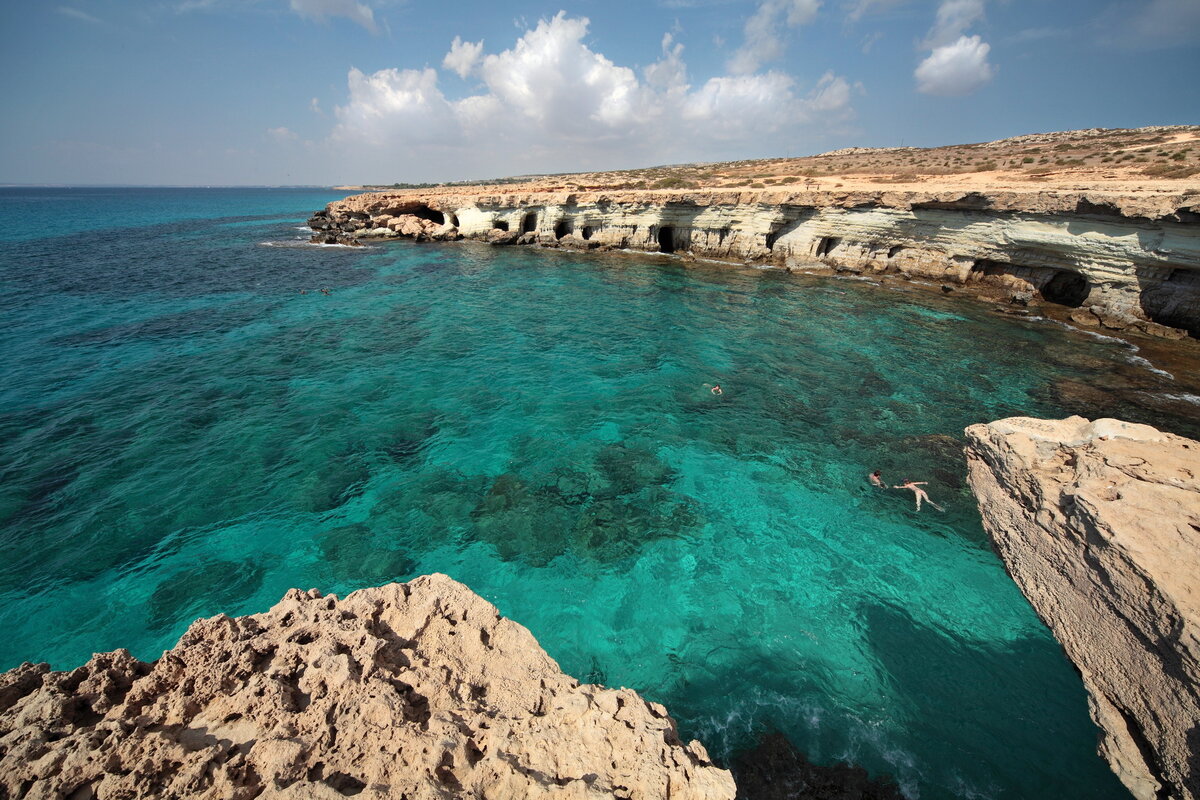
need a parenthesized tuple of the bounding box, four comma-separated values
(964, 417, 1200, 800)
(309, 187, 1200, 339)
(0, 574, 735, 800)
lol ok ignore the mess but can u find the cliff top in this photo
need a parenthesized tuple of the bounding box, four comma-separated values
(337, 125, 1200, 213)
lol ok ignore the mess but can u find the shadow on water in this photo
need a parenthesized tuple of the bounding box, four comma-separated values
(861, 602, 1129, 799)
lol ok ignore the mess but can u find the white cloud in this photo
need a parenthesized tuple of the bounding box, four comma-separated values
(843, 0, 905, 23)
(327, 12, 854, 181)
(57, 6, 103, 24)
(915, 35, 994, 95)
(914, 1, 993, 96)
(443, 36, 484, 79)
(288, 0, 376, 33)
(923, 0, 984, 47)
(728, 0, 821, 74)
(268, 126, 300, 141)
(310, 97, 323, 115)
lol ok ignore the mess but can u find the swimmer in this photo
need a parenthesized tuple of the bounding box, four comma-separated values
(321, 287, 331, 296)
(868, 470, 885, 488)
(893, 480, 944, 512)
(300, 289, 308, 294)
(704, 383, 723, 395)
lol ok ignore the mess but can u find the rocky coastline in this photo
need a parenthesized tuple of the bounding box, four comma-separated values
(965, 416, 1200, 800)
(309, 187, 1200, 341)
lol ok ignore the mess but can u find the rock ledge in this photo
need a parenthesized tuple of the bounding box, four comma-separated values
(0, 573, 735, 800)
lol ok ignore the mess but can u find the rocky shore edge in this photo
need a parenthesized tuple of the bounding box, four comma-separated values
(309, 187, 1200, 341)
(965, 416, 1200, 800)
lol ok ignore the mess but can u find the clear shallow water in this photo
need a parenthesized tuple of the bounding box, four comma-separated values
(5, 189, 1195, 798)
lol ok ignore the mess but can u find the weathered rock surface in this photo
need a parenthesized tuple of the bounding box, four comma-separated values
(312, 188, 1200, 339)
(964, 416, 1200, 800)
(0, 574, 735, 800)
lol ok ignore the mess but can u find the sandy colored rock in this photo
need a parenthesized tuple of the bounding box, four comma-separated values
(314, 129, 1200, 339)
(0, 574, 735, 800)
(964, 416, 1200, 800)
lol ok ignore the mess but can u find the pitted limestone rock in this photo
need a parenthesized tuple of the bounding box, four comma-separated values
(0, 574, 736, 800)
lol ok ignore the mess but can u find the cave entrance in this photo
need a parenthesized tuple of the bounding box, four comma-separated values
(493, 219, 510, 231)
(410, 205, 444, 225)
(658, 226, 676, 254)
(581, 226, 594, 240)
(1139, 267, 1200, 337)
(555, 219, 572, 239)
(815, 236, 840, 258)
(521, 212, 537, 234)
(1042, 270, 1089, 307)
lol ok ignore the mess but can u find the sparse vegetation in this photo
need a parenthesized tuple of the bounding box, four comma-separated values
(360, 125, 1198, 194)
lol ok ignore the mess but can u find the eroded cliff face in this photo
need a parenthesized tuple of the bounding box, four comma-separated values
(964, 417, 1200, 800)
(311, 188, 1200, 340)
(0, 574, 735, 800)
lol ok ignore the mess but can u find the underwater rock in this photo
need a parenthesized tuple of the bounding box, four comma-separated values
(965, 416, 1200, 800)
(731, 732, 904, 800)
(0, 574, 735, 800)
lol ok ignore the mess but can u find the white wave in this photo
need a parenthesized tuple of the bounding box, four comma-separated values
(258, 240, 367, 249)
(1125, 355, 1174, 380)
(1155, 392, 1200, 406)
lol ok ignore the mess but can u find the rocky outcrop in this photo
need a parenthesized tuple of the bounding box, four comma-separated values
(0, 574, 735, 800)
(310, 187, 1200, 339)
(964, 417, 1200, 800)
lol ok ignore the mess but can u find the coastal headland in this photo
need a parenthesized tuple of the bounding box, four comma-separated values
(966, 417, 1200, 800)
(312, 126, 1200, 342)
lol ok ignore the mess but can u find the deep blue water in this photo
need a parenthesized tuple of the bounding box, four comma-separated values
(4, 187, 1191, 798)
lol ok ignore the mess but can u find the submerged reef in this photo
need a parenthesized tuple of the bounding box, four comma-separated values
(965, 416, 1200, 800)
(310, 187, 1200, 340)
(0, 574, 735, 800)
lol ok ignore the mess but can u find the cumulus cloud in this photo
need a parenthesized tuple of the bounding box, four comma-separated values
(267, 126, 300, 141)
(288, 0, 376, 33)
(915, 34, 994, 95)
(923, 0, 984, 46)
(914, 0, 993, 96)
(328, 12, 855, 181)
(728, 0, 821, 74)
(443, 36, 484, 79)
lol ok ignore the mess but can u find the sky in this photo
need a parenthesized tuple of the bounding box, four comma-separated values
(1, 0, 1198, 185)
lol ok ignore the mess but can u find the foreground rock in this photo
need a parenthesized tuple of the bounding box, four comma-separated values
(0, 574, 735, 800)
(964, 417, 1200, 800)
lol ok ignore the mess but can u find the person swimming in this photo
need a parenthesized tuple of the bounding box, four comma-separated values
(704, 383, 723, 395)
(894, 479, 945, 512)
(869, 470, 885, 488)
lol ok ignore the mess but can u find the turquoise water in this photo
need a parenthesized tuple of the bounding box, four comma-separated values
(6, 188, 1192, 798)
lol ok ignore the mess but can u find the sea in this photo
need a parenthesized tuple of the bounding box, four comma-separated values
(4, 186, 1194, 798)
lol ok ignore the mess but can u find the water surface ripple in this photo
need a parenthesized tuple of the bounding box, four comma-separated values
(5, 188, 1190, 798)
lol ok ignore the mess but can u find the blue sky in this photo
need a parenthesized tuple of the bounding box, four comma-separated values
(2, 0, 1197, 185)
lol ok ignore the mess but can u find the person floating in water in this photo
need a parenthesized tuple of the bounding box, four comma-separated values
(321, 287, 331, 296)
(894, 480, 944, 512)
(868, 470, 885, 488)
(704, 383, 723, 395)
